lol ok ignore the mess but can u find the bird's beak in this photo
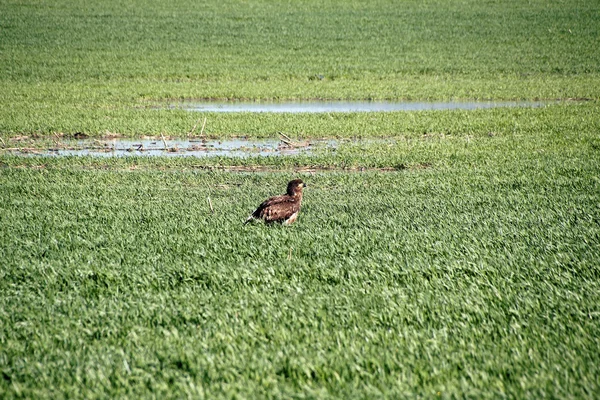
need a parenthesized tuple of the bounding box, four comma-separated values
(303, 183, 307, 187)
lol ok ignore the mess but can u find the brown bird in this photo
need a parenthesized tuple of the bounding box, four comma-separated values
(244, 179, 306, 225)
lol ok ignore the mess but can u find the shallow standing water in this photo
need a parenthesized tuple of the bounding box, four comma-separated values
(176, 100, 550, 113)
(4, 137, 327, 158)
(4, 100, 556, 157)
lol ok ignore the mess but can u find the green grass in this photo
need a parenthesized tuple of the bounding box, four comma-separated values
(1, 103, 599, 398)
(1, 0, 600, 135)
(4, 0, 599, 80)
(1, 0, 600, 397)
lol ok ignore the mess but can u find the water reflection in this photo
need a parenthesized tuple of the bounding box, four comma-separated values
(6, 137, 326, 158)
(177, 100, 550, 113)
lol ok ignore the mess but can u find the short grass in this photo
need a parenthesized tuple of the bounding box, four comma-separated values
(1, 104, 599, 398)
(2, 0, 600, 397)
(1, 0, 600, 135)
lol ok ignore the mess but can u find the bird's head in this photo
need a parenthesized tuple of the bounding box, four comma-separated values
(287, 179, 306, 196)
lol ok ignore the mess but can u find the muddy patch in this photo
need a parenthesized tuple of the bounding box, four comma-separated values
(2, 136, 330, 158)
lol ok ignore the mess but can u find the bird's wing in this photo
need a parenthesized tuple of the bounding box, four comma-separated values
(253, 195, 300, 222)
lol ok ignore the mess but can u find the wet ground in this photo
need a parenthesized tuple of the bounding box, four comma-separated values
(2, 100, 558, 157)
(175, 100, 550, 113)
(2, 137, 327, 157)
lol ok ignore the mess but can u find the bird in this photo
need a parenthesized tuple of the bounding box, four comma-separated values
(244, 179, 306, 225)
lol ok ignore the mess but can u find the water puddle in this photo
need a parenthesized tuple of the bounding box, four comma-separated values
(175, 100, 550, 113)
(2, 99, 560, 158)
(3, 137, 328, 158)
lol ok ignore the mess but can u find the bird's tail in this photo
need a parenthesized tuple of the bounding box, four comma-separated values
(243, 215, 254, 225)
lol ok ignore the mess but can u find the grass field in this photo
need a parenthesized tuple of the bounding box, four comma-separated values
(2, 105, 599, 397)
(1, 0, 600, 398)
(1, 0, 599, 135)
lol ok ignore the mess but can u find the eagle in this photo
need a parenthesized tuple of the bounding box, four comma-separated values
(244, 179, 306, 225)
